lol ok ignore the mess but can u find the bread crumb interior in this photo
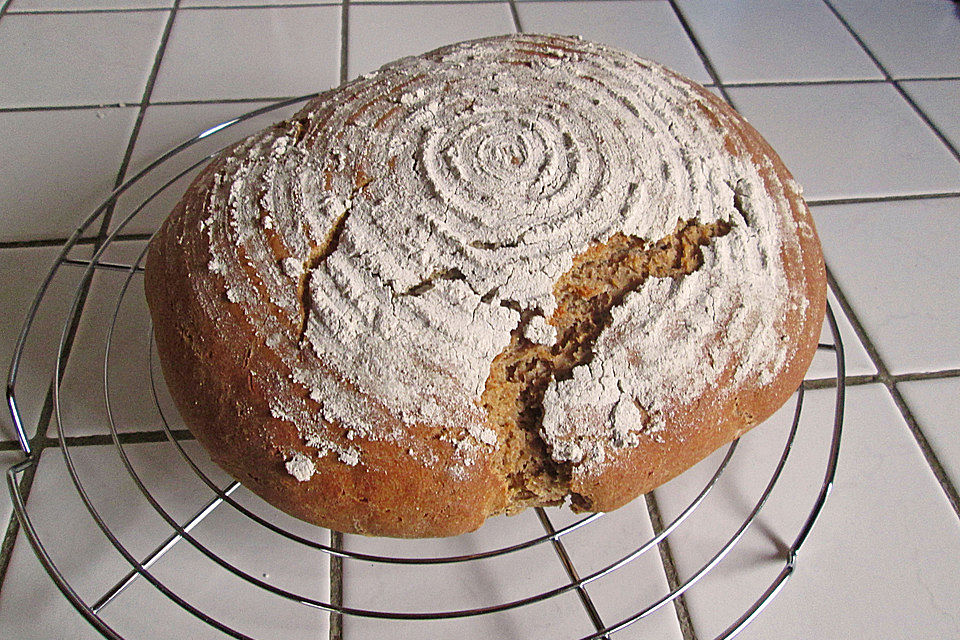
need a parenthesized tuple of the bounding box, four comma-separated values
(482, 218, 731, 513)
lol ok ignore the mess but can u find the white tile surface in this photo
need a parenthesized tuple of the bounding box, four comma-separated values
(100, 484, 331, 639)
(112, 163, 201, 240)
(516, 0, 711, 84)
(656, 384, 960, 639)
(182, 0, 338, 5)
(152, 6, 340, 102)
(0, 441, 234, 639)
(0, 11, 167, 108)
(0, 108, 138, 243)
(675, 0, 881, 83)
(901, 80, 960, 153)
(9, 0, 173, 9)
(128, 102, 295, 175)
(347, 2, 515, 78)
(341, 508, 600, 639)
(56, 261, 163, 437)
(46, 243, 165, 438)
(727, 83, 960, 201)
(805, 287, 876, 381)
(0, 248, 86, 443)
(812, 197, 960, 374)
(112, 99, 305, 238)
(831, 0, 960, 79)
(0, 535, 104, 640)
(898, 378, 960, 498)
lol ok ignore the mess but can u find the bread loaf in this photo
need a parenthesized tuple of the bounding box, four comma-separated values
(145, 34, 826, 538)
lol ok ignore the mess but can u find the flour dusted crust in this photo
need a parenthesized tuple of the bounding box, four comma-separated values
(145, 34, 826, 538)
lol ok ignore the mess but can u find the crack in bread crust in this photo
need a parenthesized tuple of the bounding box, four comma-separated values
(296, 206, 352, 344)
(483, 218, 732, 513)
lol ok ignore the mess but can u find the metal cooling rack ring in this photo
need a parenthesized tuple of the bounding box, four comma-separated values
(6, 97, 845, 640)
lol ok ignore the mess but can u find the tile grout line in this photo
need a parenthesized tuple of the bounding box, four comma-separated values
(92, 0, 182, 245)
(0, 233, 154, 251)
(328, 531, 344, 640)
(889, 82, 960, 165)
(665, 0, 732, 105)
(339, 0, 350, 84)
(820, 0, 960, 166)
(887, 385, 960, 515)
(806, 191, 960, 207)
(3, 0, 536, 14)
(7, 7, 169, 16)
(893, 369, 960, 383)
(0, 444, 43, 593)
(1, 1, 524, 18)
(0, 441, 32, 451)
(0, 375, 56, 590)
(184, 1, 340, 8)
(4, 3, 346, 17)
(508, 0, 523, 34)
(803, 374, 878, 390)
(824, 266, 960, 520)
(0, 0, 524, 10)
(720, 76, 960, 89)
(0, 97, 283, 113)
(644, 493, 697, 640)
(40, 429, 195, 449)
(0, 513, 21, 592)
(534, 508, 610, 638)
(0, 103, 132, 114)
(654, 6, 735, 636)
(315, 0, 508, 5)
(331, 5, 349, 638)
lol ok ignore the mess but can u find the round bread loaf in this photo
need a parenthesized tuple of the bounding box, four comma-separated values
(145, 34, 826, 538)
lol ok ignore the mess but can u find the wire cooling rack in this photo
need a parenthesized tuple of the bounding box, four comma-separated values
(6, 96, 845, 640)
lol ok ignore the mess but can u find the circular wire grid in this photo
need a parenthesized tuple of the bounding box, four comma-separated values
(6, 96, 845, 640)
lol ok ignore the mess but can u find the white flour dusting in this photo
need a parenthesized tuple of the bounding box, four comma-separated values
(194, 34, 810, 480)
(523, 315, 557, 346)
(285, 452, 316, 482)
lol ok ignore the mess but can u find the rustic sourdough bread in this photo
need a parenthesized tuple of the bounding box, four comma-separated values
(145, 34, 826, 538)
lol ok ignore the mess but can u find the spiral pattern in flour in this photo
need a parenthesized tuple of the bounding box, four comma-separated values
(350, 43, 653, 252)
(197, 33, 802, 467)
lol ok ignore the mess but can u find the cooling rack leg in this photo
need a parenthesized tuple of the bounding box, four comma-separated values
(535, 508, 610, 640)
(715, 565, 793, 640)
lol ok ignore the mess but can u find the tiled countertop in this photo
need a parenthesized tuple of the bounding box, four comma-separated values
(1, 1, 959, 638)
